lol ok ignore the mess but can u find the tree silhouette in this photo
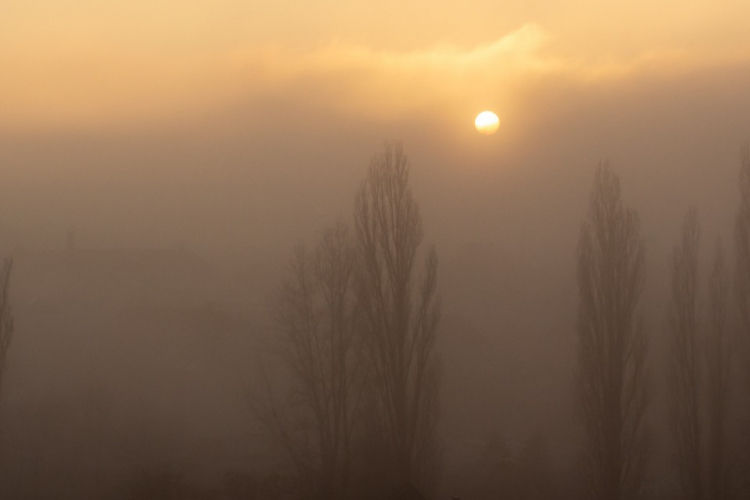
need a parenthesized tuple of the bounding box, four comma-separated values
(733, 145, 750, 498)
(354, 143, 441, 494)
(668, 207, 703, 500)
(706, 237, 732, 500)
(575, 165, 649, 500)
(0, 259, 13, 395)
(258, 222, 362, 500)
(735, 145, 750, 348)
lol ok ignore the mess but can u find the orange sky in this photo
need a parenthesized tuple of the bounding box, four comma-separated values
(2, 0, 750, 131)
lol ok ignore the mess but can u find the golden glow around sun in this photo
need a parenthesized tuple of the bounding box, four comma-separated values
(475, 111, 500, 135)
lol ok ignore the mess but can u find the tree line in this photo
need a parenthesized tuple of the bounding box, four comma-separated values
(2, 143, 750, 499)
(254, 143, 440, 500)
(575, 150, 750, 500)
(261, 143, 750, 500)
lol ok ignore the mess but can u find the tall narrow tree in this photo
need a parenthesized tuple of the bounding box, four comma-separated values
(733, 144, 750, 499)
(260, 223, 361, 500)
(707, 238, 731, 500)
(354, 143, 441, 493)
(0, 259, 14, 395)
(668, 207, 703, 500)
(0, 258, 13, 463)
(736, 145, 750, 377)
(576, 165, 649, 500)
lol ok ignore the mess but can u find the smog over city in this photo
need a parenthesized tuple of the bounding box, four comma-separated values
(2, 1, 750, 499)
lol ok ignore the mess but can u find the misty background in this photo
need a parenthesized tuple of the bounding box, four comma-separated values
(2, 5, 750, 497)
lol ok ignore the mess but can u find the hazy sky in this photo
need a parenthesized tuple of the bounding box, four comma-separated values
(1, 0, 750, 266)
(3, 0, 750, 131)
(4, 2, 750, 471)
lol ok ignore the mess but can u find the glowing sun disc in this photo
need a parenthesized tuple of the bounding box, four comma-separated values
(475, 111, 499, 135)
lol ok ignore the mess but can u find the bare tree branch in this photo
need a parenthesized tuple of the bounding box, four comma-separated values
(575, 164, 649, 500)
(668, 207, 703, 500)
(707, 237, 732, 500)
(354, 143, 441, 494)
(255, 223, 361, 500)
(0, 259, 13, 391)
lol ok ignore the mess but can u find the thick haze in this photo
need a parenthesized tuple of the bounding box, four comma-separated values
(3, 0, 750, 130)
(2, 1, 750, 246)
(1, 1, 750, 498)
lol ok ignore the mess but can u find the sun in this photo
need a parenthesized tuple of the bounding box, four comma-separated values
(475, 111, 500, 135)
